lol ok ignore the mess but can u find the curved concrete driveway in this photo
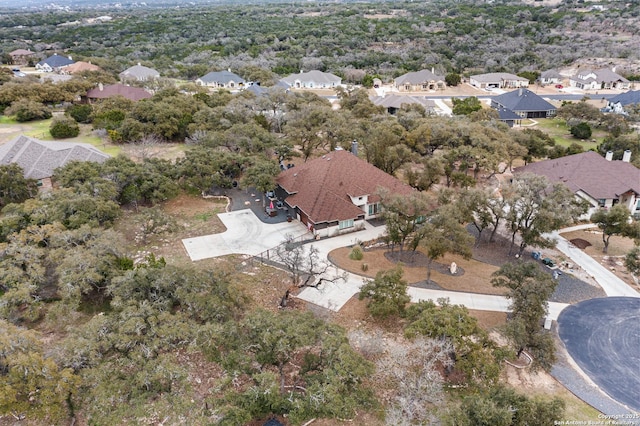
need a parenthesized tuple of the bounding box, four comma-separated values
(182, 209, 307, 260)
(558, 297, 640, 412)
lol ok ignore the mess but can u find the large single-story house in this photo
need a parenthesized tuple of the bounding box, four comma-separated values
(196, 70, 245, 89)
(602, 90, 640, 115)
(394, 69, 446, 92)
(85, 83, 152, 103)
(569, 69, 630, 91)
(470, 73, 529, 89)
(62, 61, 101, 74)
(0, 135, 110, 190)
(490, 88, 556, 118)
(280, 70, 341, 89)
(539, 69, 563, 85)
(35, 54, 75, 72)
(9, 49, 35, 65)
(275, 148, 415, 237)
(119, 63, 160, 82)
(370, 94, 436, 115)
(514, 150, 640, 217)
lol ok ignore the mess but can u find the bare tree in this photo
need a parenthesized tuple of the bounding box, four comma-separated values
(125, 134, 162, 161)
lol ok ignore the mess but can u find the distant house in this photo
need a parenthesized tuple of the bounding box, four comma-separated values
(196, 70, 245, 89)
(63, 61, 101, 74)
(35, 54, 75, 72)
(602, 90, 640, 115)
(470, 73, 529, 89)
(495, 106, 523, 127)
(0, 135, 109, 190)
(370, 94, 436, 115)
(280, 70, 341, 89)
(490, 88, 556, 118)
(9, 49, 35, 65)
(539, 69, 563, 85)
(514, 150, 640, 217)
(394, 69, 446, 92)
(275, 148, 415, 237)
(119, 63, 160, 82)
(85, 83, 152, 103)
(569, 69, 630, 91)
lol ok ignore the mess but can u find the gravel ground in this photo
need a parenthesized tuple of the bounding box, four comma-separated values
(546, 268, 607, 303)
(552, 330, 640, 421)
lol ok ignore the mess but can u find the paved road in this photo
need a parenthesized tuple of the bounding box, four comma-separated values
(558, 297, 640, 413)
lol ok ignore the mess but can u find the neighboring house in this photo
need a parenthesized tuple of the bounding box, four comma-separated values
(602, 90, 640, 115)
(275, 147, 415, 238)
(514, 150, 640, 217)
(539, 69, 563, 85)
(85, 83, 152, 103)
(280, 70, 341, 89)
(490, 88, 556, 118)
(394, 69, 446, 92)
(370, 94, 436, 115)
(196, 70, 245, 89)
(470, 73, 529, 89)
(495, 106, 523, 127)
(9, 49, 35, 65)
(0, 135, 109, 190)
(35, 54, 75, 72)
(63, 61, 101, 74)
(119, 63, 160, 81)
(569, 68, 630, 90)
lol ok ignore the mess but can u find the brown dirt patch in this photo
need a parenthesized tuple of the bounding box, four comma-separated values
(570, 238, 592, 249)
(561, 229, 638, 289)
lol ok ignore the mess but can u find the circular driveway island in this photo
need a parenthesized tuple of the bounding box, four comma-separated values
(558, 297, 640, 412)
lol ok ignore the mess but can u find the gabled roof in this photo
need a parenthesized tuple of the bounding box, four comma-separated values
(198, 70, 245, 85)
(370, 94, 435, 110)
(37, 54, 74, 68)
(514, 151, 640, 200)
(608, 90, 640, 106)
(395, 69, 445, 85)
(540, 69, 562, 79)
(86, 83, 152, 102)
(277, 150, 414, 224)
(119, 64, 160, 80)
(576, 68, 629, 84)
(0, 135, 109, 180)
(10, 49, 34, 56)
(496, 107, 522, 121)
(281, 70, 341, 85)
(492, 88, 556, 113)
(64, 61, 101, 73)
(471, 73, 528, 83)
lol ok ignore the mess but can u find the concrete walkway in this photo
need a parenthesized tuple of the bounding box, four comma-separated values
(553, 226, 639, 298)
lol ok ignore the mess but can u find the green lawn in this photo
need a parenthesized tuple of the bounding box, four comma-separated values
(534, 118, 605, 149)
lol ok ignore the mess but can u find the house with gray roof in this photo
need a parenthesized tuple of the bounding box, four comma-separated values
(514, 150, 640, 217)
(495, 106, 523, 127)
(119, 63, 160, 82)
(370, 94, 436, 115)
(280, 70, 341, 89)
(569, 68, 630, 91)
(394, 69, 446, 92)
(0, 135, 109, 189)
(602, 90, 640, 115)
(490, 88, 556, 118)
(539, 69, 563, 85)
(196, 70, 245, 89)
(36, 54, 75, 73)
(470, 73, 529, 89)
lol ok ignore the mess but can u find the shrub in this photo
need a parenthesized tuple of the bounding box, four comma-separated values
(349, 245, 364, 260)
(50, 116, 80, 138)
(5, 99, 52, 122)
(570, 122, 592, 139)
(66, 104, 93, 123)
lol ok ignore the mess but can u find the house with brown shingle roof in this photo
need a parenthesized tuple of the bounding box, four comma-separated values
(9, 49, 35, 65)
(85, 83, 152, 103)
(275, 148, 415, 237)
(514, 151, 640, 217)
(63, 61, 101, 74)
(0, 135, 109, 190)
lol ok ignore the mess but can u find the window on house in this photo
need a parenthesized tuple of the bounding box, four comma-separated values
(422, 84, 428, 90)
(368, 203, 380, 216)
(416, 215, 426, 224)
(339, 219, 354, 230)
(598, 199, 606, 207)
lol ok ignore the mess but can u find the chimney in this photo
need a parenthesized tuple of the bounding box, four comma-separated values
(622, 150, 632, 163)
(137, 62, 141, 66)
(605, 151, 614, 161)
(98, 82, 103, 91)
(431, 67, 434, 74)
(519, 88, 523, 96)
(68, 55, 72, 60)
(228, 68, 231, 72)
(351, 139, 358, 156)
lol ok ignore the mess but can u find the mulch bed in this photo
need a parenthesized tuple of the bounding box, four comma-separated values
(569, 238, 592, 249)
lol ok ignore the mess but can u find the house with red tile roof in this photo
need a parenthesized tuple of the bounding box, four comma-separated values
(275, 148, 415, 237)
(514, 150, 640, 218)
(85, 83, 152, 103)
